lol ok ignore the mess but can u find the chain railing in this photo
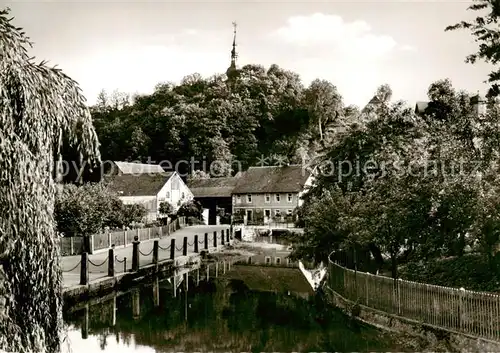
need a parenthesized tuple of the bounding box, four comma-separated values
(138, 248, 154, 257)
(61, 259, 82, 273)
(63, 227, 233, 286)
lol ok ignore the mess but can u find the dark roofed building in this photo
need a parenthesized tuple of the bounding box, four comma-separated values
(414, 101, 429, 116)
(187, 177, 239, 225)
(105, 172, 174, 197)
(415, 93, 487, 117)
(231, 165, 314, 227)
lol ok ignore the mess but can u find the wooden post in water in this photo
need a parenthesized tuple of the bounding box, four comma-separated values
(197, 268, 200, 285)
(132, 289, 140, 320)
(184, 272, 189, 292)
(206, 264, 210, 281)
(173, 275, 177, 298)
(215, 262, 218, 278)
(81, 304, 89, 339)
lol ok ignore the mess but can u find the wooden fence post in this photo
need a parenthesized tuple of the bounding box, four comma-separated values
(183, 237, 188, 256)
(221, 231, 225, 246)
(460, 287, 465, 332)
(194, 235, 199, 253)
(123, 231, 127, 247)
(204, 233, 209, 250)
(226, 229, 230, 244)
(213, 231, 217, 248)
(397, 278, 401, 315)
(107, 232, 112, 248)
(108, 248, 114, 277)
(70, 237, 74, 255)
(148, 227, 151, 240)
(80, 252, 88, 285)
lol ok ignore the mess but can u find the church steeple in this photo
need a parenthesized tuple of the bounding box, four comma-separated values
(226, 21, 239, 83)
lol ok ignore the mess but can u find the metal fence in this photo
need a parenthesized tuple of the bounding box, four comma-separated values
(60, 217, 186, 256)
(327, 260, 500, 342)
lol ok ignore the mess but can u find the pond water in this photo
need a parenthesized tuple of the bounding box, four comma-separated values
(62, 266, 414, 352)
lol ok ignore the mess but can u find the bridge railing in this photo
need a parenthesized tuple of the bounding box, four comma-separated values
(327, 258, 500, 342)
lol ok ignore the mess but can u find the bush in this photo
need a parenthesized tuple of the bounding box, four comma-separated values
(177, 200, 203, 219)
(399, 254, 500, 292)
(159, 201, 174, 218)
(55, 183, 147, 236)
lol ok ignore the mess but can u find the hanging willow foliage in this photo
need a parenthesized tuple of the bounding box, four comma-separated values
(0, 8, 100, 352)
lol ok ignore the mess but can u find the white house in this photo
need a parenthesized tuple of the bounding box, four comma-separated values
(105, 162, 194, 222)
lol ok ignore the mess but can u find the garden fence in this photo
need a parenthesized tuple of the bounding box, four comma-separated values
(60, 217, 186, 256)
(328, 259, 500, 342)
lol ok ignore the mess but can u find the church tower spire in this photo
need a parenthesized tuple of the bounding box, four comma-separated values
(226, 21, 239, 83)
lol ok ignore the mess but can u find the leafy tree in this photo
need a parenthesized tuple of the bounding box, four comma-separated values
(177, 200, 203, 220)
(0, 8, 100, 352)
(54, 183, 144, 236)
(445, 0, 500, 97)
(122, 204, 148, 225)
(158, 201, 174, 218)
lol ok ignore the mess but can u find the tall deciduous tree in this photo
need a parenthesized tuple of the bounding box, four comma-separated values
(0, 8, 100, 352)
(445, 0, 500, 97)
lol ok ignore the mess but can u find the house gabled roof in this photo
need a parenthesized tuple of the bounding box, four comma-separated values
(188, 177, 239, 198)
(232, 165, 311, 194)
(104, 172, 174, 197)
(414, 101, 429, 115)
(113, 161, 165, 175)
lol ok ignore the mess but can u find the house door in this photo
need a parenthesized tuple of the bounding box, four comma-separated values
(246, 209, 253, 221)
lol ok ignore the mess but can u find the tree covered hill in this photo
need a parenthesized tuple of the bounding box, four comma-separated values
(90, 64, 380, 177)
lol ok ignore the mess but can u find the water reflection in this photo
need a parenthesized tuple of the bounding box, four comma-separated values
(63, 262, 412, 352)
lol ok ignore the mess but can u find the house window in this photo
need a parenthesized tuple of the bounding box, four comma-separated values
(246, 209, 253, 221)
(287, 209, 293, 215)
(275, 209, 281, 216)
(275, 194, 280, 202)
(264, 209, 271, 218)
(236, 195, 241, 203)
(165, 191, 170, 198)
(265, 256, 271, 265)
(247, 194, 252, 203)
(181, 192, 185, 199)
(265, 194, 271, 203)
(287, 193, 293, 202)
(275, 257, 281, 265)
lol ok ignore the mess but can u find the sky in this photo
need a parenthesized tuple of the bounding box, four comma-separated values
(2, 0, 494, 108)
